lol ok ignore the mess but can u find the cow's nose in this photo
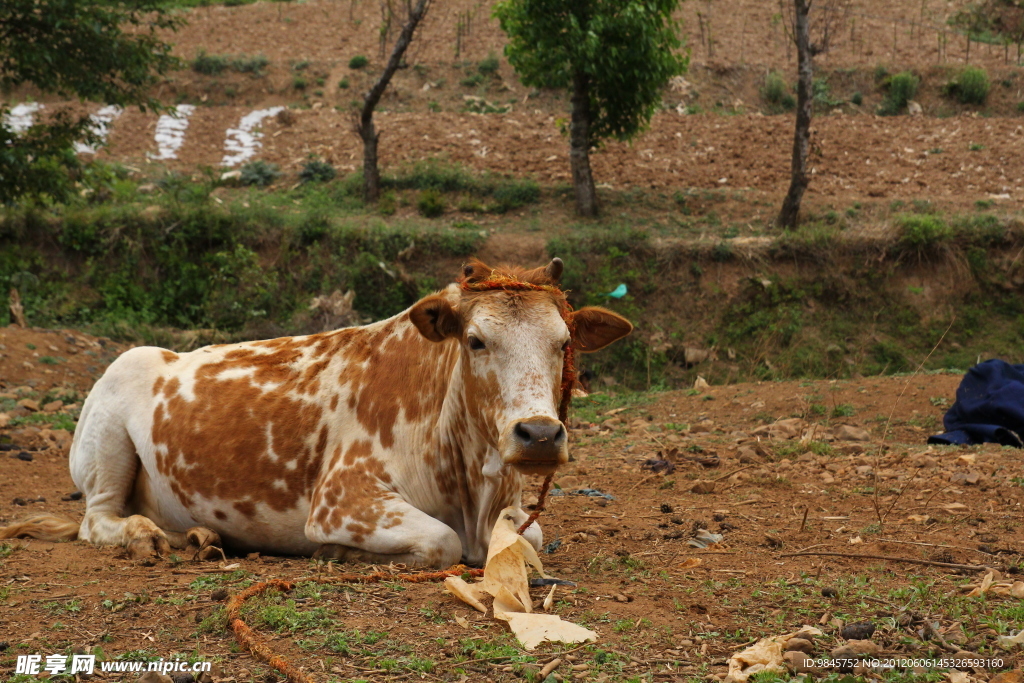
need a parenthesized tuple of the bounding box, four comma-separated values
(512, 419, 566, 449)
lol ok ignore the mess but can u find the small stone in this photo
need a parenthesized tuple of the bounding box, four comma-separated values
(821, 587, 838, 598)
(136, 183, 158, 194)
(690, 480, 716, 495)
(660, 503, 674, 513)
(211, 588, 229, 602)
(13, 451, 32, 461)
(136, 672, 174, 683)
(831, 640, 881, 657)
(0, 641, 8, 651)
(613, 593, 631, 603)
(16, 399, 39, 412)
(990, 671, 1024, 683)
(835, 425, 872, 442)
(170, 673, 196, 683)
(785, 637, 815, 654)
(783, 651, 821, 674)
(42, 400, 63, 412)
(12, 497, 27, 506)
(737, 446, 762, 464)
(841, 622, 876, 640)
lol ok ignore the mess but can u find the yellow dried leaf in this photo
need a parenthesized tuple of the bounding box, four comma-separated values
(444, 576, 488, 613)
(679, 558, 703, 569)
(499, 612, 597, 650)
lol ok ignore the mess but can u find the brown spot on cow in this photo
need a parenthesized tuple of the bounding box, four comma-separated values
(162, 351, 179, 364)
(234, 501, 256, 518)
(214, 510, 227, 521)
(152, 376, 165, 396)
(151, 344, 330, 514)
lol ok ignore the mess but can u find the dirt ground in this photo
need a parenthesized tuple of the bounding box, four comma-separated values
(2, 324, 1023, 682)
(8, 0, 1024, 212)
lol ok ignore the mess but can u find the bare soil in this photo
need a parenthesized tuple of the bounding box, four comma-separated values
(2, 324, 1023, 682)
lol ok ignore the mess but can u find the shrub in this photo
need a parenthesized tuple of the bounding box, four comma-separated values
(231, 54, 269, 75)
(1018, 101, 1024, 113)
(947, 66, 990, 105)
(338, 78, 350, 89)
(878, 71, 918, 115)
(761, 71, 790, 106)
(292, 76, 307, 90)
(239, 160, 281, 187)
(417, 189, 445, 218)
(492, 178, 540, 213)
(460, 73, 485, 88)
(348, 55, 369, 69)
(896, 214, 951, 249)
(299, 158, 336, 184)
(477, 54, 500, 75)
(192, 51, 228, 75)
(851, 91, 863, 106)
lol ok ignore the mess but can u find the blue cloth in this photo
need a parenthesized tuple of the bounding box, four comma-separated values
(928, 359, 1024, 448)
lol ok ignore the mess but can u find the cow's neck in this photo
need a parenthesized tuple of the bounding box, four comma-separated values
(435, 352, 523, 564)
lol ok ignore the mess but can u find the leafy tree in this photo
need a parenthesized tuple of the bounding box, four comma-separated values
(0, 0, 182, 203)
(495, 0, 688, 217)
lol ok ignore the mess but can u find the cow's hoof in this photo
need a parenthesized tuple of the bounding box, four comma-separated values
(186, 526, 222, 551)
(313, 543, 350, 562)
(126, 533, 171, 560)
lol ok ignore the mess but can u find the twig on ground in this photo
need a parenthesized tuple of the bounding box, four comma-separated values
(779, 551, 989, 572)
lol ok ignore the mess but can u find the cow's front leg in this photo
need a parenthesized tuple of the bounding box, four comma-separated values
(305, 489, 462, 568)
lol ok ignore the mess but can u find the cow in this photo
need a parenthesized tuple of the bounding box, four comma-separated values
(1, 259, 632, 567)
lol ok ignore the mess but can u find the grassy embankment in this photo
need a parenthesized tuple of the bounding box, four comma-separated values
(2, 158, 1023, 390)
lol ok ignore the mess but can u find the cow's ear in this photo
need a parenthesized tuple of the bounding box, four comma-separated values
(570, 307, 633, 352)
(410, 295, 463, 342)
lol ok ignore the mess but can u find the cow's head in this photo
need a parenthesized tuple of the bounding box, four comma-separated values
(410, 258, 632, 475)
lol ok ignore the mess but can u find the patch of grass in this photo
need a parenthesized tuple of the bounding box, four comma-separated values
(348, 55, 369, 69)
(460, 73, 485, 88)
(240, 160, 281, 187)
(761, 71, 794, 112)
(299, 158, 336, 184)
(417, 189, 445, 218)
(879, 71, 919, 115)
(477, 54, 500, 75)
(896, 213, 951, 250)
(831, 403, 856, 417)
(946, 66, 990, 105)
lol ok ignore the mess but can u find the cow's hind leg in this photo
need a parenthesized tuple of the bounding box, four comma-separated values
(306, 493, 462, 568)
(69, 393, 170, 560)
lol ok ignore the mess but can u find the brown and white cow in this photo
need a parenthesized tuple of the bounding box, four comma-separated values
(1, 259, 632, 567)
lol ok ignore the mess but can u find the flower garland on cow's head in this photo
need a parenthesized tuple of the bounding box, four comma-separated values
(457, 267, 577, 427)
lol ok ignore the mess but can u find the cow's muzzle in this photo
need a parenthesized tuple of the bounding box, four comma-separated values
(502, 416, 568, 474)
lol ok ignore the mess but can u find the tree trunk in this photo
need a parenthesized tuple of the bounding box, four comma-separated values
(777, 0, 813, 229)
(356, 0, 430, 203)
(570, 70, 598, 217)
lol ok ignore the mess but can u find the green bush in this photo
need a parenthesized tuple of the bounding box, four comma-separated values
(338, 78, 350, 89)
(460, 73, 485, 88)
(231, 54, 269, 75)
(292, 76, 307, 90)
(851, 91, 863, 106)
(348, 55, 368, 69)
(239, 160, 281, 187)
(492, 178, 540, 213)
(878, 71, 919, 115)
(192, 51, 229, 75)
(896, 214, 951, 249)
(417, 190, 445, 218)
(299, 158, 336, 184)
(761, 71, 791, 106)
(947, 66, 990, 105)
(477, 54, 500, 75)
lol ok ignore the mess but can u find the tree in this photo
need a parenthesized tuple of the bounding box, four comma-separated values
(356, 0, 431, 203)
(777, 0, 848, 229)
(495, 0, 687, 217)
(0, 0, 182, 204)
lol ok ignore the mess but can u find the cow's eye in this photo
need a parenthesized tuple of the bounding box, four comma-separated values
(561, 340, 571, 352)
(468, 336, 486, 351)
